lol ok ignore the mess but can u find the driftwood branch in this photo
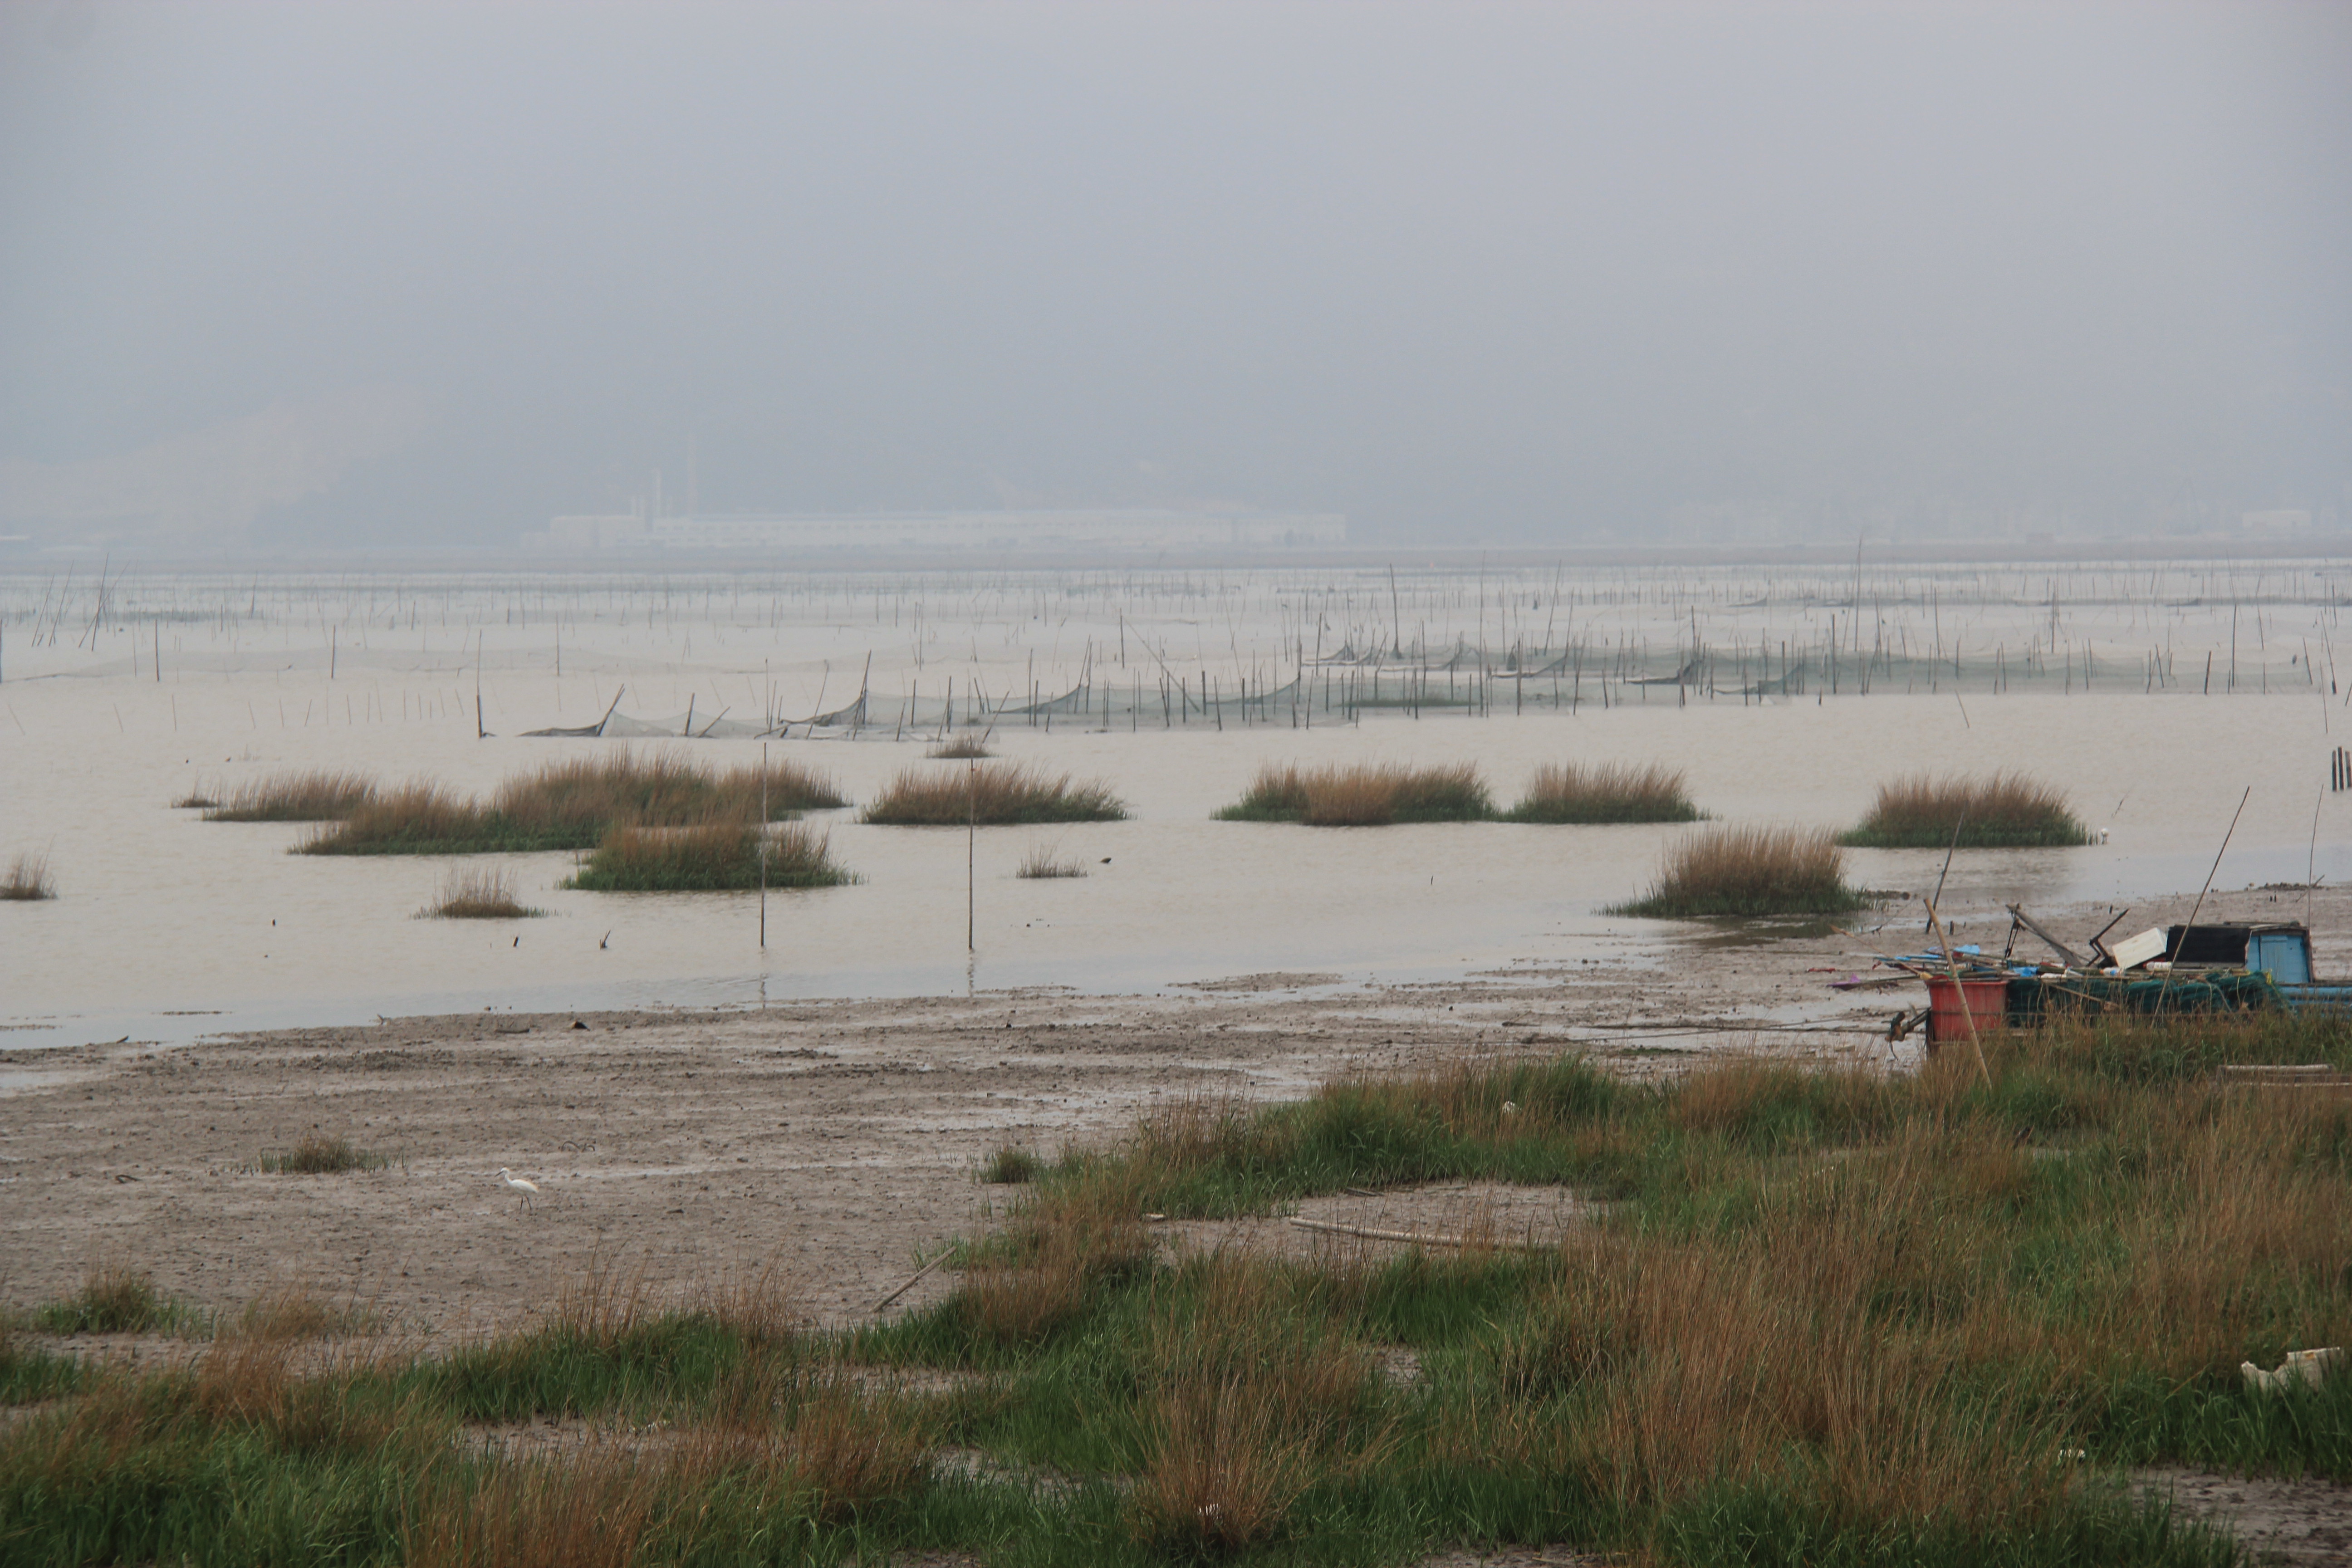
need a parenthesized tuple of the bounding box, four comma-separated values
(1287, 1216, 1555, 1253)
(872, 1250, 951, 1312)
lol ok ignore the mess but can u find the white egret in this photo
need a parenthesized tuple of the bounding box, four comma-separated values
(495, 1167, 541, 1212)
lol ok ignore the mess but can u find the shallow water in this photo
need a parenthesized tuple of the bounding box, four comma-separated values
(4, 559, 2346, 1048)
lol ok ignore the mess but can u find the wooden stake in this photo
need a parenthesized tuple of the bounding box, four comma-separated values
(1921, 895, 1993, 1088)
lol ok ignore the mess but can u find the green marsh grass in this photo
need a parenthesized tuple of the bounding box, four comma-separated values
(1611, 823, 1867, 917)
(563, 820, 853, 892)
(1216, 760, 1494, 825)
(11, 1012, 2342, 1567)
(302, 750, 844, 855)
(1840, 770, 2094, 848)
(1505, 760, 1700, 823)
(1, 849, 55, 901)
(861, 761, 1125, 825)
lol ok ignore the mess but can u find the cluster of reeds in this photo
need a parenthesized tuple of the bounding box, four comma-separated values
(860, 761, 1125, 825)
(926, 734, 993, 759)
(978, 1145, 1044, 1184)
(564, 821, 853, 892)
(1216, 760, 1493, 826)
(419, 867, 541, 919)
(1014, 842, 1088, 879)
(199, 768, 378, 822)
(258, 1134, 387, 1175)
(302, 750, 845, 855)
(1840, 770, 2093, 848)
(1504, 760, 1698, 823)
(1611, 823, 1865, 917)
(1, 850, 54, 901)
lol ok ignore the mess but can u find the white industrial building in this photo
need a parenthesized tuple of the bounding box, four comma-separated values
(528, 507, 1346, 554)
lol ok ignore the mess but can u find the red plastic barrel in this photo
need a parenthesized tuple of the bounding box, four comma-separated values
(1923, 976, 2008, 1049)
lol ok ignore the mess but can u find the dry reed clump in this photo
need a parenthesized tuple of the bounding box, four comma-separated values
(1014, 841, 1088, 879)
(403, 1449, 660, 1568)
(306, 781, 479, 854)
(860, 761, 1126, 825)
(259, 1133, 387, 1175)
(545, 1253, 660, 1350)
(1839, 771, 2092, 849)
(695, 1370, 935, 1522)
(1216, 760, 1494, 826)
(1, 850, 56, 901)
(564, 819, 854, 892)
(493, 750, 847, 833)
(302, 749, 845, 855)
(420, 867, 541, 919)
(1127, 1250, 1389, 1551)
(225, 1283, 364, 1343)
(927, 733, 993, 759)
(201, 768, 378, 822)
(953, 1181, 1157, 1345)
(1505, 760, 1699, 824)
(687, 1258, 801, 1350)
(1611, 824, 1865, 918)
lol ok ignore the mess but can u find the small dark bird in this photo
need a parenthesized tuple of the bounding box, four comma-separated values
(1100, 857, 1111, 864)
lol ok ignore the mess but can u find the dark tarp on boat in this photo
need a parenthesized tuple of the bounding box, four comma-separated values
(2005, 970, 2281, 1024)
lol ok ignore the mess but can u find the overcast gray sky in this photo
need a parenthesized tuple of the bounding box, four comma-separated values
(2, 0, 2346, 551)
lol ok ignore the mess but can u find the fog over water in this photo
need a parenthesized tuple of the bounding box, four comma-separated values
(2, 2, 2347, 551)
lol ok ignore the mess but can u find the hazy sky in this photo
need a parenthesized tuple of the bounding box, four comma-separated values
(2, 1, 2347, 550)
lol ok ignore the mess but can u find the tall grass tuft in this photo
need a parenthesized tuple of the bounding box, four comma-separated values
(861, 761, 1125, 825)
(564, 820, 854, 892)
(303, 749, 846, 855)
(404, 1451, 660, 1568)
(1, 850, 55, 901)
(1505, 761, 1699, 823)
(1839, 771, 2093, 848)
(259, 1133, 387, 1175)
(1216, 760, 1494, 826)
(1610, 824, 1864, 917)
(952, 1179, 1157, 1345)
(979, 1145, 1044, 1184)
(421, 867, 541, 919)
(33, 1266, 174, 1334)
(1127, 1253, 1389, 1551)
(1015, 842, 1088, 879)
(203, 768, 378, 822)
(927, 733, 993, 759)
